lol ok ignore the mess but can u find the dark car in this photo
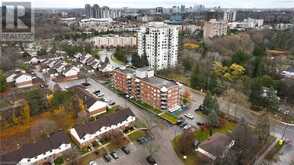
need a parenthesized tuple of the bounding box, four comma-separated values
(103, 154, 112, 162)
(197, 122, 205, 126)
(82, 82, 90, 86)
(110, 152, 119, 159)
(121, 146, 130, 154)
(137, 137, 148, 144)
(176, 117, 185, 125)
(146, 156, 157, 165)
(93, 90, 100, 95)
(195, 105, 205, 112)
(179, 122, 188, 128)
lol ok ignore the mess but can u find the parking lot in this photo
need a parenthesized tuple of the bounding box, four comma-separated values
(89, 143, 154, 165)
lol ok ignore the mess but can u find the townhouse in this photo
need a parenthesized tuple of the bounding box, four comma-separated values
(0, 132, 71, 165)
(70, 108, 135, 148)
(112, 67, 180, 112)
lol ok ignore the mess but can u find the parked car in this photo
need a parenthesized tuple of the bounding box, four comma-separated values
(97, 93, 104, 97)
(197, 122, 205, 126)
(184, 113, 194, 120)
(179, 122, 188, 128)
(89, 161, 97, 165)
(82, 82, 90, 86)
(137, 137, 149, 144)
(110, 152, 119, 159)
(103, 154, 112, 162)
(195, 105, 205, 112)
(183, 124, 192, 130)
(176, 117, 185, 125)
(93, 90, 101, 95)
(108, 100, 116, 106)
(146, 155, 157, 165)
(121, 146, 130, 154)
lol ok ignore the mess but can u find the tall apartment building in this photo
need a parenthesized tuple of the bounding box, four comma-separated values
(203, 19, 228, 39)
(113, 67, 180, 112)
(85, 4, 92, 18)
(223, 10, 237, 22)
(84, 4, 121, 19)
(138, 22, 179, 70)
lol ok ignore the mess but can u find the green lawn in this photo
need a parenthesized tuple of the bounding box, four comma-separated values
(128, 130, 146, 141)
(194, 130, 210, 142)
(159, 112, 178, 125)
(129, 99, 162, 115)
(171, 135, 199, 165)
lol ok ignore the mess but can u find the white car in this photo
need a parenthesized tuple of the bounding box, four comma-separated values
(184, 113, 194, 120)
(89, 161, 97, 165)
(183, 124, 192, 130)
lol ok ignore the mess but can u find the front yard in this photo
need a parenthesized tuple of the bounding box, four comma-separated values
(171, 119, 236, 165)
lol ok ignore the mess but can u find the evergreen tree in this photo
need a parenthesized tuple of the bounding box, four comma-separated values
(0, 70, 7, 92)
(208, 110, 219, 127)
(141, 54, 149, 67)
(131, 53, 141, 67)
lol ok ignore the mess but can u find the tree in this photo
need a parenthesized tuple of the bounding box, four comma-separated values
(51, 91, 73, 109)
(22, 101, 31, 124)
(231, 119, 257, 164)
(25, 89, 48, 115)
(182, 89, 192, 104)
(177, 130, 195, 155)
(208, 110, 219, 128)
(131, 53, 141, 67)
(231, 50, 250, 65)
(141, 54, 149, 67)
(104, 56, 110, 64)
(255, 112, 270, 144)
(11, 111, 19, 125)
(109, 130, 128, 147)
(0, 70, 7, 92)
(203, 91, 219, 115)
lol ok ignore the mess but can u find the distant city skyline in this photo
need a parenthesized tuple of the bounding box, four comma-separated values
(2, 0, 294, 9)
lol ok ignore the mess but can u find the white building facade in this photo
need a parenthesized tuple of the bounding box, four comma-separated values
(138, 22, 179, 70)
(203, 19, 228, 39)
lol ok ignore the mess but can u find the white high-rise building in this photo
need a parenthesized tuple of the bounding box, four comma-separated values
(138, 22, 179, 70)
(223, 10, 237, 22)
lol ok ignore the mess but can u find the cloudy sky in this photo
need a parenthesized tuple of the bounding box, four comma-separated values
(3, 0, 294, 8)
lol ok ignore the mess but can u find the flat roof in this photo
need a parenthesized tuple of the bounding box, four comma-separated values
(142, 76, 177, 88)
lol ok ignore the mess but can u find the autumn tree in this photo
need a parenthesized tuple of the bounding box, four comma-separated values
(11, 111, 19, 125)
(22, 101, 31, 124)
(177, 129, 195, 155)
(182, 88, 192, 104)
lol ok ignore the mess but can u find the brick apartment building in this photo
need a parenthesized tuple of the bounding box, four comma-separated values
(112, 67, 180, 112)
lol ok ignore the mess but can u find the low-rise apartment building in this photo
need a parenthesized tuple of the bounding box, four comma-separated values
(89, 35, 137, 48)
(112, 67, 180, 112)
(0, 132, 71, 165)
(70, 108, 135, 148)
(203, 19, 228, 39)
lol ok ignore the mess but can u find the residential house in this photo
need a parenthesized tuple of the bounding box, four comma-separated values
(70, 109, 135, 148)
(196, 133, 234, 163)
(87, 101, 108, 117)
(0, 131, 71, 165)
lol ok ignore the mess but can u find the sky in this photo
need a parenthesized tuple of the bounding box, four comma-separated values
(2, 0, 294, 8)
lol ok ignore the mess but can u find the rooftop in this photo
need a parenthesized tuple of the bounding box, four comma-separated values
(74, 108, 135, 138)
(142, 76, 177, 88)
(0, 131, 70, 165)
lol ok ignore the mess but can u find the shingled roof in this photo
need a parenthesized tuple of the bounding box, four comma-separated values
(0, 131, 70, 165)
(74, 108, 135, 138)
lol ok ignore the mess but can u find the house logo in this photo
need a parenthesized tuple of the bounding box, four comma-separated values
(0, 1, 34, 41)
